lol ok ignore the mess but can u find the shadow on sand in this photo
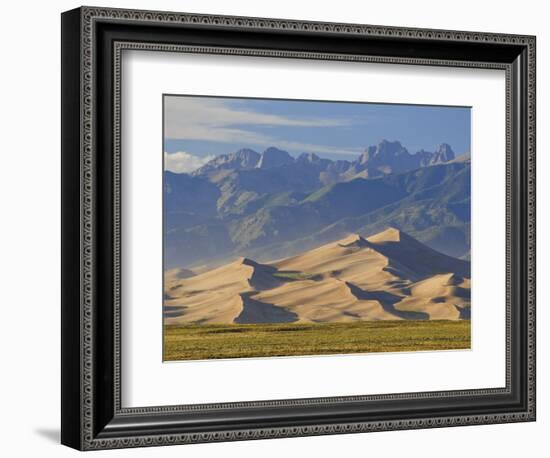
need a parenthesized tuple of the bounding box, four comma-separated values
(346, 282, 429, 320)
(235, 293, 299, 324)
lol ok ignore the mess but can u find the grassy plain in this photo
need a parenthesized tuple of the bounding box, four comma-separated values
(164, 320, 470, 361)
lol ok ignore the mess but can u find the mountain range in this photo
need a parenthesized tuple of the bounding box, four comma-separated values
(164, 228, 471, 324)
(164, 140, 470, 268)
(192, 140, 456, 183)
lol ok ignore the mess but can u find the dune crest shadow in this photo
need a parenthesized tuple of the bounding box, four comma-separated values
(163, 305, 187, 318)
(345, 282, 429, 320)
(455, 305, 471, 319)
(235, 293, 299, 324)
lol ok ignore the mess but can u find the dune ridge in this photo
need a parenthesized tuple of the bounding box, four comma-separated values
(164, 227, 471, 324)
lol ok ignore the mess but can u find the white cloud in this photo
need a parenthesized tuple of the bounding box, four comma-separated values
(164, 97, 363, 157)
(164, 151, 214, 174)
(164, 97, 348, 140)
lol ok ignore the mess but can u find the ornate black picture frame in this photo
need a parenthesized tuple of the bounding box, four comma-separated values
(61, 6, 536, 450)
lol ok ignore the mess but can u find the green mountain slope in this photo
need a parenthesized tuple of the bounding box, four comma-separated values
(164, 149, 471, 268)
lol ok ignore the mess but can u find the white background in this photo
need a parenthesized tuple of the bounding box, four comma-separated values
(0, 0, 546, 457)
(123, 52, 506, 406)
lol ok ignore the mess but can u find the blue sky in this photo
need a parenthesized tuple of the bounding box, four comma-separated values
(164, 95, 471, 173)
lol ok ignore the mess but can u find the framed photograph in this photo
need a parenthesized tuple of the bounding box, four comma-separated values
(61, 6, 536, 450)
(161, 94, 474, 361)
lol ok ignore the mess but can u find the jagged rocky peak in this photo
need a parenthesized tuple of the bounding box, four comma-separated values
(377, 139, 408, 155)
(353, 140, 457, 175)
(328, 159, 353, 172)
(193, 148, 260, 175)
(297, 152, 335, 171)
(359, 140, 409, 164)
(297, 152, 321, 163)
(353, 140, 417, 176)
(415, 148, 431, 163)
(433, 143, 455, 162)
(417, 143, 455, 166)
(231, 148, 262, 167)
(257, 147, 295, 169)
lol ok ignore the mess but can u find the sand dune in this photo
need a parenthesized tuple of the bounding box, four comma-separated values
(235, 293, 299, 324)
(366, 228, 470, 279)
(164, 227, 471, 324)
(254, 277, 398, 322)
(164, 257, 283, 324)
(273, 234, 405, 293)
(394, 273, 471, 320)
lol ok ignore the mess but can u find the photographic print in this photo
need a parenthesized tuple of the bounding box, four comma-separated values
(163, 95, 471, 361)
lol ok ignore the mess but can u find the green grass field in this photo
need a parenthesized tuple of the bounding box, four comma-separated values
(164, 320, 470, 361)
